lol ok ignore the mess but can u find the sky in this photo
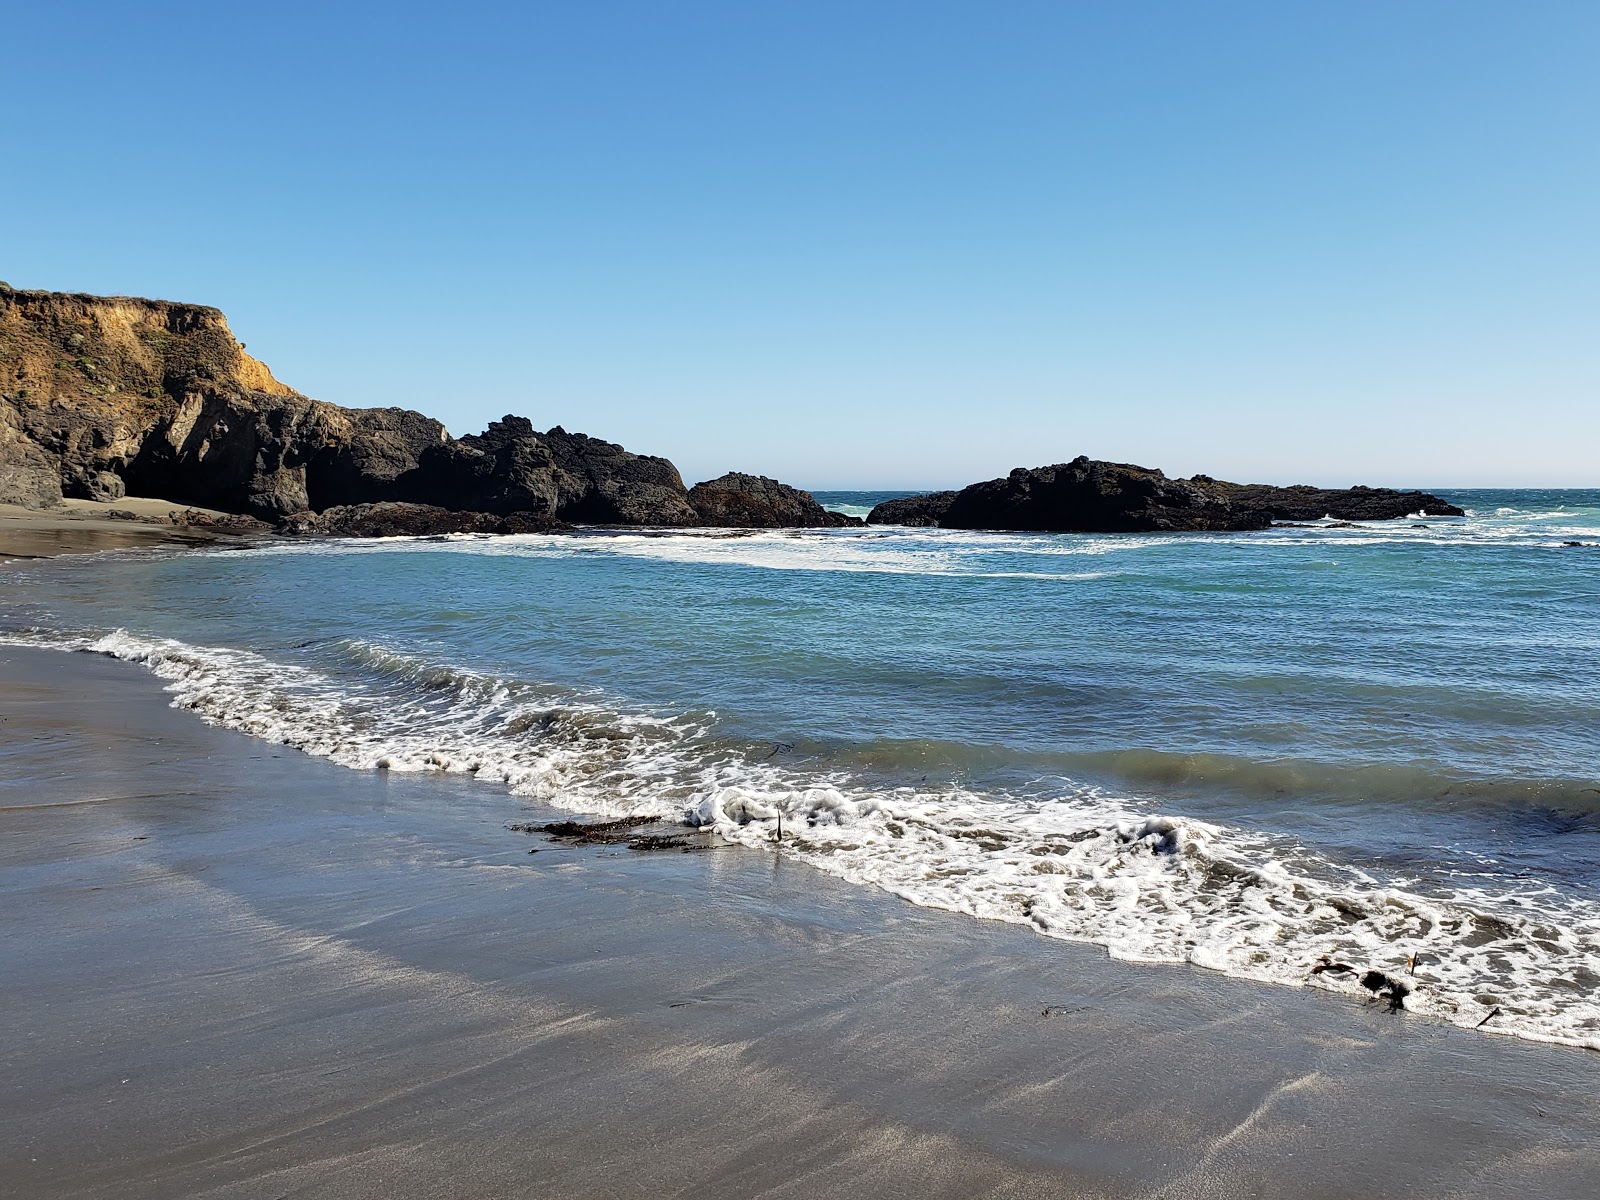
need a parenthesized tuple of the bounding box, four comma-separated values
(5, 2, 1597, 489)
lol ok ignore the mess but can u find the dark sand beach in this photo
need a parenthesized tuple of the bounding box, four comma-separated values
(0, 500, 249, 561)
(3, 642, 1598, 1199)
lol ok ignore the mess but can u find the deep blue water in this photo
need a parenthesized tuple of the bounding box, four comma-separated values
(4, 488, 1598, 1046)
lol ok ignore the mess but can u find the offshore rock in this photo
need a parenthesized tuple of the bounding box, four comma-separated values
(687, 472, 861, 528)
(866, 491, 958, 526)
(278, 503, 568, 539)
(940, 459, 1262, 532)
(902, 457, 1463, 533)
(1208, 481, 1465, 523)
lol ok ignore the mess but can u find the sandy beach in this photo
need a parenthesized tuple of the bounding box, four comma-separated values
(3, 642, 1598, 1199)
(0, 499, 255, 561)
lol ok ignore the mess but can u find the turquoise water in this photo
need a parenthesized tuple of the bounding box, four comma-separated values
(3, 488, 1598, 1047)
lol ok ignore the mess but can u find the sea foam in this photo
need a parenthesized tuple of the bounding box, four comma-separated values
(5, 626, 1597, 1052)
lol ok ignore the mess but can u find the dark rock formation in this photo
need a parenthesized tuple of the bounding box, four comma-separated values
(402, 417, 699, 525)
(305, 407, 452, 510)
(123, 393, 450, 519)
(939, 459, 1263, 532)
(876, 457, 1462, 534)
(0, 400, 64, 508)
(278, 503, 568, 539)
(866, 491, 958, 526)
(1208, 481, 1464, 523)
(687, 473, 861, 528)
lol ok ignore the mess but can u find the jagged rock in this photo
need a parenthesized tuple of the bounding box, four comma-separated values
(687, 472, 861, 528)
(400, 416, 700, 525)
(3, 290, 288, 508)
(1, 396, 63, 507)
(278, 503, 568, 539)
(940, 459, 1257, 532)
(0, 434, 64, 508)
(898, 457, 1462, 533)
(166, 509, 270, 532)
(125, 392, 449, 519)
(866, 491, 958, 526)
(1210, 481, 1464, 522)
(85, 470, 125, 502)
(0, 291, 690, 526)
(0, 287, 1469, 538)
(305, 407, 450, 509)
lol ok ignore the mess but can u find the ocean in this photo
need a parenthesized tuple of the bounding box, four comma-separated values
(3, 488, 1597, 1050)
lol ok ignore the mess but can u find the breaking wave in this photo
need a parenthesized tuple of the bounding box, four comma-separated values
(5, 627, 1598, 1052)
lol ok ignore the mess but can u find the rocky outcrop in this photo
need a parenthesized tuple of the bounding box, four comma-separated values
(0, 399, 65, 508)
(0, 286, 450, 518)
(865, 491, 958, 527)
(1, 286, 1466, 538)
(870, 458, 1463, 533)
(1202, 480, 1464, 523)
(402, 417, 700, 525)
(938, 459, 1263, 532)
(123, 392, 450, 518)
(278, 503, 568, 539)
(0, 288, 745, 527)
(687, 473, 861, 528)
(0, 289, 700, 527)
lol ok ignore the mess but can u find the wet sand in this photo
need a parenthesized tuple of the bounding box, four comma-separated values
(3, 644, 1598, 1199)
(0, 499, 251, 560)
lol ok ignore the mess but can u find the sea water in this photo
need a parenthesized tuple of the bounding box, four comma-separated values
(3, 488, 1597, 1048)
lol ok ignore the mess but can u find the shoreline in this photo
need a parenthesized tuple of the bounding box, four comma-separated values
(0, 498, 260, 560)
(4, 643, 1598, 1198)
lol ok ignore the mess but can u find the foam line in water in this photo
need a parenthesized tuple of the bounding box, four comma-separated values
(4, 628, 1598, 1052)
(215, 504, 1600, 579)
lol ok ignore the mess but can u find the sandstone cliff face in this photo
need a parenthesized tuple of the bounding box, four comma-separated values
(0, 287, 448, 515)
(867, 458, 1464, 531)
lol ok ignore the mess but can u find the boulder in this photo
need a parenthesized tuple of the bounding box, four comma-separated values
(687, 473, 862, 528)
(866, 491, 958, 526)
(85, 470, 125, 502)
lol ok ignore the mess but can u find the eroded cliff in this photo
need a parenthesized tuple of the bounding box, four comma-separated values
(0, 286, 447, 515)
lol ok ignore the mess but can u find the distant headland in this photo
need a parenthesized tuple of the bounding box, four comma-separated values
(0, 286, 1461, 536)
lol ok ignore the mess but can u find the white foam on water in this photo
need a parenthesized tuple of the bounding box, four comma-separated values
(223, 525, 1165, 578)
(207, 498, 1600, 582)
(6, 627, 1598, 1052)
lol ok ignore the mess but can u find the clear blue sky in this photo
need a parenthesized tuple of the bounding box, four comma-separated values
(6, 2, 1596, 488)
